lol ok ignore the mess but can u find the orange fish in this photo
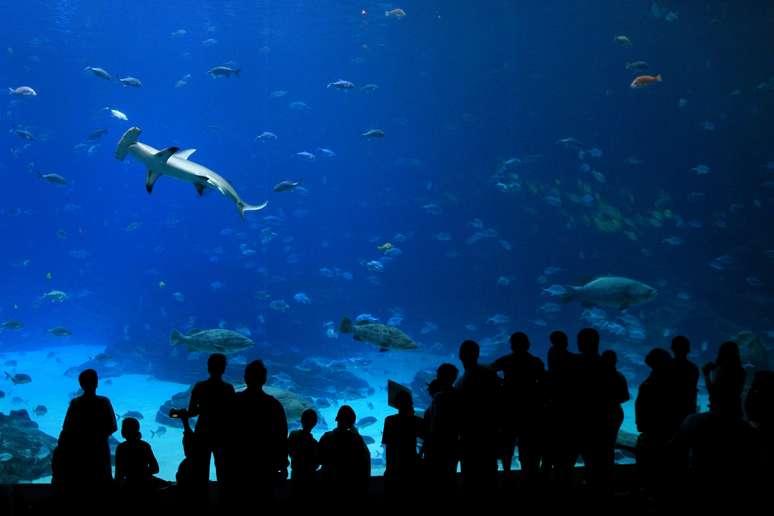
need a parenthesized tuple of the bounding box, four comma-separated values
(630, 74, 662, 89)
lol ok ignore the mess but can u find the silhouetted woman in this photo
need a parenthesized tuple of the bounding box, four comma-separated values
(703, 341, 746, 418)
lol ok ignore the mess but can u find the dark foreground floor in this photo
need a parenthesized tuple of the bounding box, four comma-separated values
(0, 465, 755, 516)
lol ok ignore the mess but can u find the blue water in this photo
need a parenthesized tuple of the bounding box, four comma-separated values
(0, 1, 772, 481)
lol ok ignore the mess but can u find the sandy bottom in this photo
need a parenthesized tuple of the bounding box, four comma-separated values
(1, 345, 704, 482)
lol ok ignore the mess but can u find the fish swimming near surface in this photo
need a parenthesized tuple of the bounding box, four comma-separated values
(558, 276, 657, 309)
(170, 328, 256, 354)
(339, 318, 417, 351)
(115, 127, 267, 218)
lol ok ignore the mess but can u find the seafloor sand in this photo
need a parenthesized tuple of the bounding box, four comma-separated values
(1, 344, 701, 482)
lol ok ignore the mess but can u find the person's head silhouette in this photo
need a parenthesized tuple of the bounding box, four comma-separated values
(577, 328, 600, 355)
(301, 408, 318, 432)
(207, 353, 227, 378)
(459, 340, 480, 370)
(78, 368, 98, 394)
(244, 359, 267, 389)
(601, 350, 617, 368)
(335, 405, 356, 429)
(671, 335, 691, 359)
(121, 417, 141, 441)
(550, 330, 568, 350)
(437, 362, 459, 388)
(645, 347, 672, 372)
(716, 341, 741, 368)
(394, 390, 413, 415)
(509, 332, 530, 353)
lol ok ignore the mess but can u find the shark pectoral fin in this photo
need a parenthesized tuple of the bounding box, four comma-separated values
(146, 169, 161, 193)
(194, 183, 206, 196)
(175, 148, 197, 160)
(154, 146, 180, 163)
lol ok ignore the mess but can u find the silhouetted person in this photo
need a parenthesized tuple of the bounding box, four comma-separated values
(187, 353, 235, 490)
(288, 408, 320, 500)
(574, 328, 612, 493)
(456, 339, 501, 498)
(382, 390, 424, 503)
(745, 370, 774, 499)
(635, 348, 680, 501)
(230, 360, 288, 507)
(171, 408, 198, 511)
(115, 417, 161, 512)
(703, 341, 746, 419)
(677, 360, 759, 510)
(543, 330, 577, 490)
(54, 369, 117, 512)
(491, 331, 545, 487)
(422, 363, 460, 497)
(319, 405, 371, 503)
(671, 336, 700, 422)
(600, 350, 629, 488)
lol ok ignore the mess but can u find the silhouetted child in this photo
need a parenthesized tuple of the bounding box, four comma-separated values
(115, 417, 160, 488)
(423, 363, 460, 497)
(600, 350, 629, 489)
(288, 408, 320, 499)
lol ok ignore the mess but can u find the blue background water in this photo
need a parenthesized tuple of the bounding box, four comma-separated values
(0, 0, 772, 480)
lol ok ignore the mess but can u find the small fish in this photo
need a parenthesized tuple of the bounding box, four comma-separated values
(357, 416, 378, 428)
(377, 242, 393, 253)
(33, 405, 48, 416)
(385, 8, 406, 18)
(208, 66, 240, 78)
(625, 61, 649, 71)
(38, 172, 68, 185)
(8, 86, 37, 96)
(362, 84, 379, 91)
(317, 147, 336, 158)
(0, 452, 13, 462)
(691, 164, 711, 175)
(150, 426, 167, 438)
(630, 74, 662, 89)
(118, 76, 143, 87)
(296, 151, 316, 161)
(49, 327, 72, 337)
(87, 128, 108, 141)
(361, 129, 385, 138)
(1, 320, 23, 330)
(273, 179, 302, 192)
(105, 107, 128, 120)
(255, 131, 277, 142)
(327, 79, 355, 89)
(4, 372, 32, 385)
(12, 128, 36, 141)
(614, 35, 632, 46)
(84, 66, 112, 80)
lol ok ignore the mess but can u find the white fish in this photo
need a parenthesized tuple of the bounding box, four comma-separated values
(106, 107, 128, 121)
(8, 86, 37, 96)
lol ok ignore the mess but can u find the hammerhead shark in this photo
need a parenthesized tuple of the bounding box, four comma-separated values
(115, 127, 267, 218)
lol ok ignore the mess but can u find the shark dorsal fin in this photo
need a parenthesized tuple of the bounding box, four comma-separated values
(146, 169, 161, 193)
(175, 148, 197, 160)
(154, 146, 180, 163)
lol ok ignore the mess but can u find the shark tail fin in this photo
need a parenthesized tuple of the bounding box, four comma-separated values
(238, 200, 268, 219)
(8, 88, 13, 95)
(558, 286, 579, 304)
(115, 127, 142, 161)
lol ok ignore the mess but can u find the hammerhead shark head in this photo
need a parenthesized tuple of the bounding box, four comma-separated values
(115, 127, 267, 218)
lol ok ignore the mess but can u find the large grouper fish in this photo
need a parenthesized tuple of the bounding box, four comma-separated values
(170, 328, 255, 354)
(559, 276, 657, 310)
(115, 127, 267, 218)
(340, 318, 418, 352)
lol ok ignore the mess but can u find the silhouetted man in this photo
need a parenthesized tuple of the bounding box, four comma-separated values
(231, 359, 288, 507)
(55, 369, 117, 512)
(187, 354, 235, 488)
(319, 405, 371, 503)
(671, 336, 700, 422)
(456, 339, 501, 498)
(382, 390, 424, 503)
(491, 332, 545, 486)
(423, 363, 460, 497)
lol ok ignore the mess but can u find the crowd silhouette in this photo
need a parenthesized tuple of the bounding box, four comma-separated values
(47, 329, 773, 514)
